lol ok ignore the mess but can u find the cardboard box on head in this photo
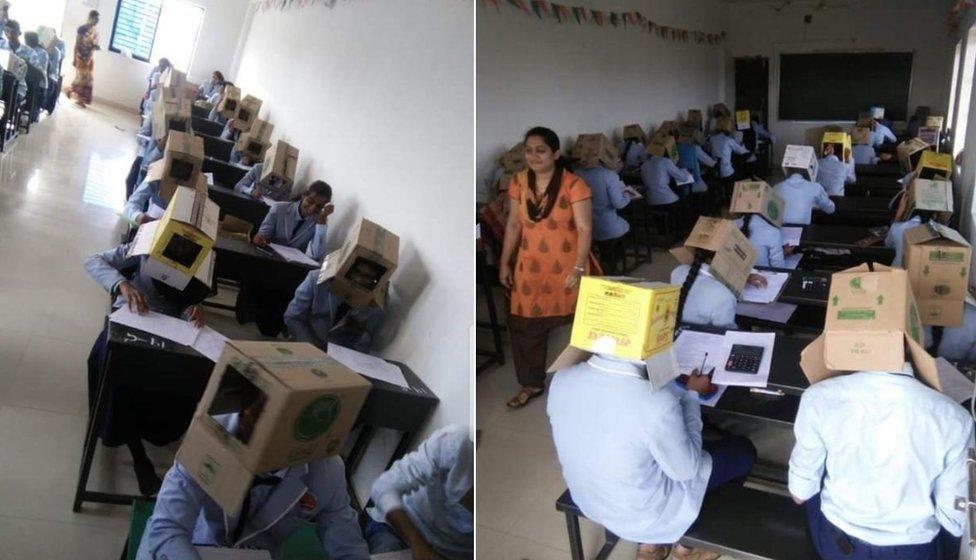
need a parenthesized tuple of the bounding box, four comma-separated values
(730, 180, 784, 227)
(902, 177, 953, 220)
(318, 219, 399, 308)
(0, 50, 26, 80)
(822, 131, 852, 163)
(916, 150, 953, 180)
(917, 126, 940, 148)
(546, 277, 682, 391)
(572, 133, 620, 170)
(161, 131, 204, 189)
(686, 109, 703, 129)
(218, 86, 241, 119)
(903, 223, 971, 326)
(258, 140, 299, 192)
(856, 114, 876, 130)
(127, 181, 219, 290)
(799, 264, 940, 390)
(235, 119, 274, 159)
(896, 138, 929, 173)
(37, 26, 57, 52)
(851, 126, 872, 146)
(152, 98, 191, 143)
(184, 82, 200, 100)
(781, 144, 818, 182)
(670, 217, 757, 297)
(176, 341, 371, 514)
(713, 115, 733, 134)
(498, 142, 525, 174)
(622, 124, 647, 144)
(654, 121, 678, 139)
(162, 67, 186, 92)
(925, 116, 944, 132)
(712, 103, 731, 118)
(646, 135, 678, 162)
(232, 95, 263, 133)
(735, 110, 751, 131)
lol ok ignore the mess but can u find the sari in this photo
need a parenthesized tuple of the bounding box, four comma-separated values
(69, 23, 98, 104)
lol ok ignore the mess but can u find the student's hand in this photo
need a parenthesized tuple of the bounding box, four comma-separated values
(879, 153, 893, 162)
(183, 305, 205, 328)
(118, 281, 149, 314)
(747, 273, 768, 289)
(791, 495, 806, 506)
(315, 203, 334, 225)
(252, 234, 268, 247)
(684, 370, 713, 396)
(499, 263, 513, 290)
(783, 244, 796, 256)
(250, 186, 263, 200)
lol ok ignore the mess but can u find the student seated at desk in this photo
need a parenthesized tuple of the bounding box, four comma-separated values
(773, 145, 835, 225)
(367, 425, 474, 560)
(198, 70, 224, 100)
(789, 269, 972, 560)
(885, 212, 929, 268)
(707, 117, 753, 189)
(136, 414, 370, 560)
(2, 20, 31, 102)
(43, 34, 63, 114)
(731, 181, 788, 268)
(618, 124, 648, 172)
(547, 278, 757, 560)
(207, 81, 235, 124)
(84, 207, 212, 496)
(818, 134, 856, 196)
(670, 217, 765, 329)
(851, 126, 890, 165)
(235, 161, 293, 202)
(572, 133, 634, 273)
(141, 58, 170, 114)
(23, 32, 48, 122)
(867, 116, 898, 148)
(677, 127, 716, 196)
(641, 136, 691, 207)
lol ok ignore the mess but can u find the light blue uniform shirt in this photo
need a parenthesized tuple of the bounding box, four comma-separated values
(46, 45, 61, 83)
(670, 264, 737, 328)
(618, 141, 647, 170)
(870, 123, 897, 147)
(640, 156, 689, 206)
(742, 215, 785, 268)
(235, 163, 292, 202)
(885, 215, 923, 268)
(198, 79, 221, 100)
(789, 369, 973, 546)
(26, 46, 48, 90)
(2, 44, 30, 99)
(283, 271, 386, 354)
(576, 165, 630, 242)
(852, 145, 879, 165)
(85, 243, 189, 316)
(368, 425, 474, 560)
(547, 355, 712, 544)
(123, 179, 168, 223)
(687, 144, 716, 194)
(136, 423, 369, 560)
(257, 201, 328, 262)
(708, 134, 750, 179)
(817, 155, 856, 196)
(924, 304, 976, 362)
(773, 173, 835, 225)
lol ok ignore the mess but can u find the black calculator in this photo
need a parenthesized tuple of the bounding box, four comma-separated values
(725, 344, 765, 374)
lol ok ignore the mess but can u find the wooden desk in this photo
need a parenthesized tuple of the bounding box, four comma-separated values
(203, 156, 249, 188)
(736, 304, 825, 335)
(855, 162, 901, 177)
(74, 320, 438, 512)
(797, 224, 895, 270)
(195, 132, 234, 161)
(845, 175, 903, 198)
(208, 184, 269, 226)
(191, 116, 225, 138)
(191, 104, 211, 120)
(812, 196, 890, 227)
(770, 267, 831, 307)
(213, 234, 316, 287)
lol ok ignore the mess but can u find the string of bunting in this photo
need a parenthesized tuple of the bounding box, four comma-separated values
(256, 0, 340, 12)
(485, 0, 727, 45)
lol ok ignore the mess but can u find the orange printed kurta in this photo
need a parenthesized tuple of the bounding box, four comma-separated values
(509, 170, 591, 318)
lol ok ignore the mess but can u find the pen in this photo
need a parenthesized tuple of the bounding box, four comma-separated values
(750, 388, 785, 396)
(699, 353, 708, 374)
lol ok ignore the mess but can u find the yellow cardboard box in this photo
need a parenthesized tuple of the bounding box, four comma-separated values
(735, 109, 751, 131)
(822, 131, 852, 162)
(916, 150, 952, 179)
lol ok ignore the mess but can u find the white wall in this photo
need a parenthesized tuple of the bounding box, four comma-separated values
(476, 0, 728, 201)
(59, 0, 249, 109)
(233, 1, 473, 494)
(725, 0, 953, 163)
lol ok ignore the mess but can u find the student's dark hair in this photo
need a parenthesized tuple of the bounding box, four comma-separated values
(676, 248, 708, 329)
(739, 213, 753, 238)
(4, 19, 19, 34)
(213, 71, 225, 84)
(223, 80, 235, 88)
(307, 180, 333, 201)
(23, 32, 37, 48)
(89, 10, 100, 20)
(523, 126, 566, 221)
(928, 326, 945, 356)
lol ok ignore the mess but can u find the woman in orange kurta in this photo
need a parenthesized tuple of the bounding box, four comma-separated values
(499, 127, 592, 408)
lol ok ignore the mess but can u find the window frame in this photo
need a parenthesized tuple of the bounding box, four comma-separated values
(107, 0, 163, 64)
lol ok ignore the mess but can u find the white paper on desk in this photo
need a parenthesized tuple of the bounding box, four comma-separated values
(328, 344, 410, 389)
(742, 271, 789, 303)
(204, 172, 214, 186)
(676, 172, 694, 186)
(781, 226, 803, 247)
(371, 551, 412, 560)
(269, 243, 320, 267)
(935, 357, 976, 404)
(784, 254, 803, 270)
(711, 331, 774, 388)
(192, 326, 228, 362)
(109, 306, 200, 346)
(673, 331, 726, 374)
(196, 547, 271, 560)
(736, 302, 797, 324)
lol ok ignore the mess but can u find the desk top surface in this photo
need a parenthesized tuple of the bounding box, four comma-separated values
(798, 224, 883, 246)
(855, 162, 901, 177)
(830, 196, 891, 212)
(214, 234, 317, 271)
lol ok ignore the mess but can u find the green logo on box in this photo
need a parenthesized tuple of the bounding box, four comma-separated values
(934, 285, 951, 296)
(930, 251, 964, 263)
(849, 277, 862, 290)
(837, 309, 876, 320)
(766, 201, 779, 221)
(293, 395, 341, 442)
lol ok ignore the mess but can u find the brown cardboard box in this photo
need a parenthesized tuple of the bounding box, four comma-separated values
(259, 140, 299, 190)
(781, 144, 818, 182)
(572, 133, 619, 169)
(654, 121, 678, 138)
(176, 341, 371, 514)
(235, 119, 274, 159)
(232, 95, 264, 132)
(916, 150, 953, 179)
(162, 68, 186, 91)
(218, 86, 241, 119)
(318, 219, 399, 308)
(713, 116, 733, 134)
(904, 177, 953, 216)
(646, 135, 677, 161)
(799, 264, 939, 389)
(856, 115, 876, 129)
(686, 109, 703, 129)
(184, 82, 200, 100)
(498, 143, 525, 174)
(38, 26, 58, 52)
(851, 126, 872, 145)
(730, 180, 784, 227)
(896, 138, 929, 173)
(622, 124, 647, 144)
(152, 98, 192, 142)
(161, 131, 205, 188)
(670, 217, 757, 296)
(903, 223, 971, 326)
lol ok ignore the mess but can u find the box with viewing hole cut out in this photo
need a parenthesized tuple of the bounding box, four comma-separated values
(231, 95, 264, 132)
(318, 219, 399, 309)
(217, 86, 241, 119)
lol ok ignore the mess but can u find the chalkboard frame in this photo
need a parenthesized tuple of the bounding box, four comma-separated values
(777, 52, 914, 122)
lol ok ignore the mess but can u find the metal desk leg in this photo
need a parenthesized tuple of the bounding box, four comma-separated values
(346, 424, 375, 476)
(73, 347, 112, 512)
(564, 510, 585, 560)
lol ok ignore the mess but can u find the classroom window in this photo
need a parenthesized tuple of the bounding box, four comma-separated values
(953, 27, 976, 157)
(14, 0, 67, 36)
(109, 0, 205, 70)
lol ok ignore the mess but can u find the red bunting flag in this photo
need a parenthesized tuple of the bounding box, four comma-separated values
(591, 9, 605, 26)
(506, 0, 531, 15)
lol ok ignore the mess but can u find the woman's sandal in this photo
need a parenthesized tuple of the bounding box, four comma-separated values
(506, 387, 544, 409)
(636, 544, 672, 560)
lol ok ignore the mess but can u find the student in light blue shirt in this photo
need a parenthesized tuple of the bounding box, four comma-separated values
(44, 36, 63, 113)
(123, 176, 169, 225)
(619, 139, 646, 171)
(136, 416, 369, 560)
(367, 425, 473, 560)
(671, 259, 739, 328)
(677, 134, 716, 195)
(207, 81, 234, 124)
(870, 120, 898, 147)
(575, 163, 631, 243)
(641, 145, 691, 207)
(789, 364, 972, 559)
(197, 70, 224, 100)
(738, 213, 785, 268)
(708, 129, 751, 181)
(252, 181, 333, 262)
(284, 270, 388, 354)
(22, 32, 48, 121)
(773, 172, 835, 225)
(852, 144, 879, 165)
(235, 162, 292, 202)
(885, 213, 924, 267)
(2, 20, 31, 101)
(817, 144, 856, 197)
